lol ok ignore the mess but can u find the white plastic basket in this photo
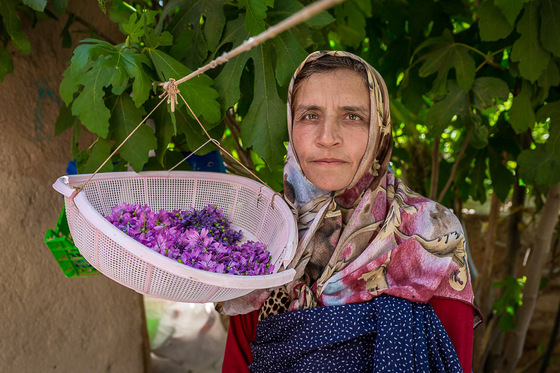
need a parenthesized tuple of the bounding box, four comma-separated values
(53, 171, 297, 303)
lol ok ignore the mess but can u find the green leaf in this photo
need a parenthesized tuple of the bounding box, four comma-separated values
(0, 45, 14, 82)
(163, 0, 229, 68)
(213, 15, 288, 165)
(508, 82, 535, 134)
(77, 138, 113, 173)
(214, 16, 251, 110)
(121, 50, 153, 107)
(425, 81, 468, 136)
(333, 1, 368, 48)
(518, 145, 560, 187)
(518, 101, 560, 186)
(418, 44, 453, 78)
(148, 49, 221, 124)
(168, 28, 195, 63)
(540, 0, 560, 56)
(488, 148, 514, 201)
(239, 0, 272, 35)
(452, 47, 475, 91)
(108, 0, 134, 24)
(492, 275, 525, 332)
(265, 0, 322, 87)
(415, 30, 456, 96)
(472, 77, 510, 111)
(175, 108, 222, 152)
(71, 119, 82, 159)
(400, 66, 431, 113)
(272, 31, 307, 86)
(23, 0, 47, 12)
(477, 1, 514, 41)
(61, 39, 120, 104)
(70, 39, 117, 70)
(411, 28, 454, 61)
(464, 113, 489, 149)
(390, 99, 419, 129)
(537, 59, 560, 103)
(264, 0, 321, 50)
(72, 66, 114, 138)
(53, 0, 69, 14)
(100, 52, 129, 95)
(469, 150, 488, 203)
(122, 12, 144, 43)
(59, 65, 83, 106)
(536, 99, 560, 124)
(144, 30, 173, 49)
(511, 1, 551, 82)
(424, 53, 453, 97)
(494, 0, 530, 25)
(0, 0, 31, 54)
(305, 7, 335, 27)
(256, 161, 284, 192)
(241, 44, 287, 167)
(110, 95, 155, 172)
(151, 101, 176, 167)
(150, 96, 218, 167)
(54, 104, 78, 136)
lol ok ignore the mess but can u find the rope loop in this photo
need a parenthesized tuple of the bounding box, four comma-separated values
(159, 78, 180, 112)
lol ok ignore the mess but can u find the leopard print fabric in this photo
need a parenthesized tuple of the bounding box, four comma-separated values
(258, 288, 292, 321)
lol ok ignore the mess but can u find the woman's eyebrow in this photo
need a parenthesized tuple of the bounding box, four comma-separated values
(294, 105, 369, 114)
(341, 105, 369, 115)
(294, 104, 321, 113)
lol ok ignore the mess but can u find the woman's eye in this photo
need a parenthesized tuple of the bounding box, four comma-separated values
(346, 113, 362, 121)
(304, 113, 318, 120)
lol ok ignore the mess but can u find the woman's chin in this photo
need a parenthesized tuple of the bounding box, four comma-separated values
(308, 177, 351, 192)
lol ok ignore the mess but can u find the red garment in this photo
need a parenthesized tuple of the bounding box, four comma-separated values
(222, 298, 474, 373)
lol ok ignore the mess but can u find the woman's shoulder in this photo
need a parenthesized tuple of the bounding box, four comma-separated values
(389, 175, 463, 240)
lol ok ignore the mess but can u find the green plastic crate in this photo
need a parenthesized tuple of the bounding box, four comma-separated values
(44, 206, 99, 278)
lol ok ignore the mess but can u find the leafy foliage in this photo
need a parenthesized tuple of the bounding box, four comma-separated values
(492, 275, 527, 332)
(1, 0, 559, 199)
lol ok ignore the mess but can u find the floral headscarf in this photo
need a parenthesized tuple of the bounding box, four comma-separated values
(222, 51, 478, 320)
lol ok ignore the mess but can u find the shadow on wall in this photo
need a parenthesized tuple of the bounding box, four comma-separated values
(145, 297, 227, 373)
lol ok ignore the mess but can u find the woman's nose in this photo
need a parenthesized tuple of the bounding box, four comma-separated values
(316, 118, 341, 147)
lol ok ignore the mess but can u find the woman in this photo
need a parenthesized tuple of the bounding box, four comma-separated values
(220, 51, 480, 372)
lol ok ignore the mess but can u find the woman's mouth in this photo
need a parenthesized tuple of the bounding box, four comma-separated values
(312, 158, 346, 165)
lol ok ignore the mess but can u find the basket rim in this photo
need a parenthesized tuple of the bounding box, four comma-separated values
(53, 171, 297, 290)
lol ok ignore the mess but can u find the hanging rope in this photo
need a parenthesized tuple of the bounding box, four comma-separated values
(72, 0, 345, 196)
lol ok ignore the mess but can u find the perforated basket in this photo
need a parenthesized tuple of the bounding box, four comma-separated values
(52, 171, 297, 303)
(44, 206, 99, 278)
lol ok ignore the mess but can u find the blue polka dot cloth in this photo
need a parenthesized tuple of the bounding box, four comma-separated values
(249, 295, 462, 372)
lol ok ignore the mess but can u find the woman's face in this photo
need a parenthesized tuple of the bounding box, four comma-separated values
(292, 68, 370, 191)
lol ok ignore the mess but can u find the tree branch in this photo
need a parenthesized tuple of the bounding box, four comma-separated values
(224, 109, 254, 170)
(501, 182, 560, 372)
(429, 137, 440, 200)
(437, 134, 470, 203)
(66, 11, 119, 45)
(539, 293, 560, 373)
(478, 192, 501, 316)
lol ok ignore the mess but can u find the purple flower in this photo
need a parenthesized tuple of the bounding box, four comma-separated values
(105, 202, 274, 276)
(185, 228, 212, 248)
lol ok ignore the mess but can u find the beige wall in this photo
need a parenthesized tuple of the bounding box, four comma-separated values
(0, 3, 148, 372)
